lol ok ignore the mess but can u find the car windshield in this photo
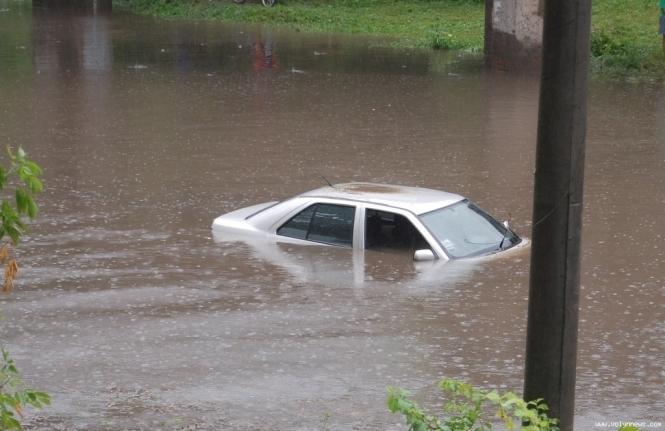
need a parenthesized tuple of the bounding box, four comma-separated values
(419, 200, 519, 259)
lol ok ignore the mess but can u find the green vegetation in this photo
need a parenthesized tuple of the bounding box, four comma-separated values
(591, 0, 665, 78)
(0, 350, 50, 430)
(117, 0, 485, 51)
(0, 148, 43, 246)
(0, 148, 49, 430)
(388, 379, 646, 431)
(387, 379, 559, 431)
(119, 0, 665, 79)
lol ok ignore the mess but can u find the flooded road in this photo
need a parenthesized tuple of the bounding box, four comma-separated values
(1, 1, 664, 429)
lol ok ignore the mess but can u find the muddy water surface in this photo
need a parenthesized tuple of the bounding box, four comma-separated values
(0, 1, 664, 429)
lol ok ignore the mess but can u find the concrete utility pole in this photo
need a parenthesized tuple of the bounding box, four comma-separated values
(523, 0, 591, 430)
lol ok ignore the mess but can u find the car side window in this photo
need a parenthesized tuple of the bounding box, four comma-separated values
(277, 203, 356, 247)
(307, 204, 355, 246)
(276, 204, 316, 239)
(365, 209, 429, 251)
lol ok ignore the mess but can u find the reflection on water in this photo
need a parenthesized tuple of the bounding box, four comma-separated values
(211, 227, 491, 290)
(0, 1, 664, 429)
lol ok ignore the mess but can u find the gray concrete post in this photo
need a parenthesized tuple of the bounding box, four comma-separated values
(485, 0, 544, 71)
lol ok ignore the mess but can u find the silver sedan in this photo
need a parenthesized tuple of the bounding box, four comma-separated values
(212, 182, 522, 261)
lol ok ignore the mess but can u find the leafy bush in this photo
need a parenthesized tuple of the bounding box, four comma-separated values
(0, 147, 50, 429)
(0, 350, 50, 430)
(387, 379, 559, 431)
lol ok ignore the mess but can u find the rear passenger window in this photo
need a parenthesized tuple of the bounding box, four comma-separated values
(277, 203, 355, 247)
(307, 204, 355, 246)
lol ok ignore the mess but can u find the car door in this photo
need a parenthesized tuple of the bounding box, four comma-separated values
(358, 204, 447, 260)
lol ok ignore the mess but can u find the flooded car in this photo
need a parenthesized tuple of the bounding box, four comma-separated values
(212, 182, 522, 260)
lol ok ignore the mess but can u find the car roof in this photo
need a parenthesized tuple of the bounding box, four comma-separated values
(299, 182, 465, 215)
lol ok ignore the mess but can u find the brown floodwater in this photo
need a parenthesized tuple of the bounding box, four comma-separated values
(0, 1, 664, 430)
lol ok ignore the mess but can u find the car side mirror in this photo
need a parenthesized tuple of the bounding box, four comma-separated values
(503, 220, 510, 230)
(414, 249, 436, 261)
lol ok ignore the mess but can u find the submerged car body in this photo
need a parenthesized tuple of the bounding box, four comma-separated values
(212, 183, 522, 261)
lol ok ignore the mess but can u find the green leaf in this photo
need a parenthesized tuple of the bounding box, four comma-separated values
(15, 189, 28, 215)
(387, 392, 399, 412)
(18, 166, 30, 182)
(25, 161, 42, 176)
(5, 224, 21, 245)
(28, 177, 43, 194)
(2, 200, 13, 218)
(413, 421, 427, 431)
(27, 199, 38, 219)
(23, 390, 50, 408)
(34, 391, 51, 406)
(485, 390, 500, 403)
(0, 166, 6, 190)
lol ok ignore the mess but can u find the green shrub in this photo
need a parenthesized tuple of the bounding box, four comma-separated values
(0, 147, 50, 429)
(0, 350, 50, 430)
(387, 379, 559, 431)
(590, 29, 647, 71)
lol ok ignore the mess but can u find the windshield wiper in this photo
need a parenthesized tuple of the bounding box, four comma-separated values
(497, 221, 512, 250)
